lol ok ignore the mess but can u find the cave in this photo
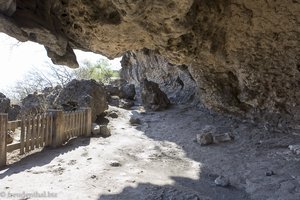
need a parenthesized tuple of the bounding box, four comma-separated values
(0, 0, 300, 199)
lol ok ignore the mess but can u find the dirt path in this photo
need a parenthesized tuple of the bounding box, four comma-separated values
(0, 105, 299, 199)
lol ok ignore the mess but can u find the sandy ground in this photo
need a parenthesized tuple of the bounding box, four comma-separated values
(0, 104, 300, 200)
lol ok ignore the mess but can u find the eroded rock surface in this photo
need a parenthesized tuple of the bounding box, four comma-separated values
(55, 79, 108, 121)
(121, 49, 197, 104)
(0, 1, 299, 129)
(141, 79, 170, 111)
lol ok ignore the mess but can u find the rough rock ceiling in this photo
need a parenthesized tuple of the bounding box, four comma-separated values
(0, 0, 299, 130)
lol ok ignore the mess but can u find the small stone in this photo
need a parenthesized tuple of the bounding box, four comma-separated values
(129, 116, 141, 125)
(91, 123, 100, 135)
(196, 132, 213, 146)
(214, 176, 230, 187)
(213, 132, 234, 143)
(6, 131, 14, 144)
(108, 112, 118, 118)
(265, 170, 275, 176)
(91, 175, 97, 179)
(110, 161, 121, 167)
(100, 125, 111, 137)
(288, 145, 300, 155)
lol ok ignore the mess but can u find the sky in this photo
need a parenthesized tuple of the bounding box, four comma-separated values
(0, 33, 122, 90)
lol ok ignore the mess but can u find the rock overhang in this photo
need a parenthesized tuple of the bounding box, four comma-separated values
(0, 0, 299, 130)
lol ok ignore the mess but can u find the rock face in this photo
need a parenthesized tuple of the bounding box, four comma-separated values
(55, 79, 108, 121)
(141, 79, 170, 111)
(0, 1, 299, 129)
(121, 49, 197, 104)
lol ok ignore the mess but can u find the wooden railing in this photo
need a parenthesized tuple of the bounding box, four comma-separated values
(0, 107, 92, 167)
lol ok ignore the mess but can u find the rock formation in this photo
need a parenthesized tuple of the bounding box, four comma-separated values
(20, 92, 48, 116)
(0, 92, 10, 113)
(0, 92, 20, 120)
(19, 80, 108, 121)
(105, 79, 136, 100)
(121, 49, 196, 104)
(54, 79, 108, 121)
(141, 79, 170, 111)
(0, 1, 299, 130)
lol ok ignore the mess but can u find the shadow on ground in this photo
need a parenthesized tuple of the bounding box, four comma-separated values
(99, 105, 300, 200)
(99, 105, 254, 200)
(0, 137, 90, 179)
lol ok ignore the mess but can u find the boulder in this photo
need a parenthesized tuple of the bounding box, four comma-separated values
(141, 79, 170, 111)
(106, 79, 136, 100)
(91, 123, 100, 135)
(129, 116, 141, 125)
(196, 132, 213, 146)
(91, 123, 111, 138)
(215, 176, 230, 187)
(100, 125, 111, 138)
(196, 126, 234, 145)
(107, 95, 134, 110)
(55, 79, 108, 121)
(0, 92, 10, 113)
(8, 104, 21, 121)
(20, 92, 48, 117)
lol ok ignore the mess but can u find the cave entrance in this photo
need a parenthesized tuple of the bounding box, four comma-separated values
(0, 32, 122, 104)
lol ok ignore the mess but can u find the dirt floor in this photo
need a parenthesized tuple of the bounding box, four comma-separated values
(1, 104, 300, 200)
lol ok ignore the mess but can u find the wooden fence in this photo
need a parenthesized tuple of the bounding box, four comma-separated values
(0, 108, 92, 168)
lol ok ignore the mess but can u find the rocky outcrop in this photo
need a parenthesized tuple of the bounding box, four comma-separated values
(121, 49, 197, 104)
(141, 79, 170, 111)
(55, 79, 108, 121)
(0, 1, 299, 130)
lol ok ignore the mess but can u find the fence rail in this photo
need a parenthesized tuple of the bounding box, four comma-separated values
(0, 107, 92, 168)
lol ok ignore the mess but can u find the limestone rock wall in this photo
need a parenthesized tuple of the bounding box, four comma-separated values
(0, 1, 299, 130)
(121, 49, 197, 104)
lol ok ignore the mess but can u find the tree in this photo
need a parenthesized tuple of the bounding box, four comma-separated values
(74, 60, 119, 83)
(5, 59, 120, 103)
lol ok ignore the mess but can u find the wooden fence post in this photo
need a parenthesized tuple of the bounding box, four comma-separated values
(85, 108, 92, 137)
(0, 114, 8, 168)
(51, 110, 64, 148)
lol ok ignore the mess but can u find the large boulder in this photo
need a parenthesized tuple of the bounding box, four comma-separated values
(55, 79, 108, 121)
(105, 79, 136, 100)
(0, 92, 10, 113)
(8, 104, 21, 121)
(20, 92, 48, 117)
(141, 79, 170, 111)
